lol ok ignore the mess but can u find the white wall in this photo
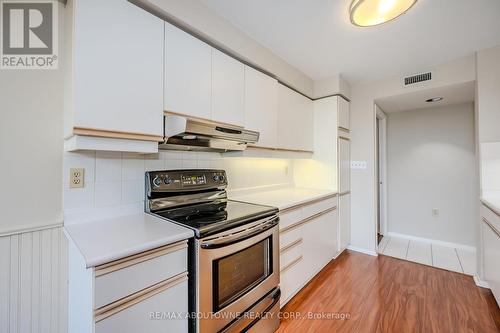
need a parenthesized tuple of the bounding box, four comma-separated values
(350, 54, 476, 253)
(0, 3, 65, 234)
(386, 103, 477, 246)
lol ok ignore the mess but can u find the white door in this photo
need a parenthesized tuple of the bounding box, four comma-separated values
(339, 193, 351, 251)
(277, 84, 314, 151)
(73, 0, 164, 136)
(212, 49, 245, 126)
(164, 22, 212, 119)
(338, 137, 351, 194)
(244, 66, 278, 148)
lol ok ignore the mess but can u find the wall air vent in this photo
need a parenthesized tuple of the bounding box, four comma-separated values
(403, 72, 433, 86)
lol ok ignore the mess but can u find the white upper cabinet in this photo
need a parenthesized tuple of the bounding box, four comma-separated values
(164, 22, 212, 120)
(212, 49, 245, 126)
(338, 97, 350, 131)
(277, 84, 314, 151)
(244, 66, 279, 148)
(71, 0, 164, 137)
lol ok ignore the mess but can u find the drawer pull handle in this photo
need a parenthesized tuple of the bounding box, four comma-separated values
(280, 238, 303, 254)
(280, 255, 303, 273)
(483, 218, 500, 238)
(280, 207, 337, 234)
(94, 272, 188, 323)
(95, 240, 187, 277)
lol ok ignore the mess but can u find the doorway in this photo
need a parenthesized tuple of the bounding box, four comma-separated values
(375, 105, 388, 245)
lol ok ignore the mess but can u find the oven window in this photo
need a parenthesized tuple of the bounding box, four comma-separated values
(213, 237, 272, 311)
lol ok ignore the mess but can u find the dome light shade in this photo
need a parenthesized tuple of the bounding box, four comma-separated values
(350, 0, 417, 27)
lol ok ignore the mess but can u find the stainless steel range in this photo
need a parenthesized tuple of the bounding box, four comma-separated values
(145, 169, 280, 333)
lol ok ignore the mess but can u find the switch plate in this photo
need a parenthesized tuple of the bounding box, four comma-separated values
(351, 161, 367, 169)
(70, 168, 84, 188)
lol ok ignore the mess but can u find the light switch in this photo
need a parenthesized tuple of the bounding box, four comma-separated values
(351, 161, 367, 169)
(70, 168, 85, 188)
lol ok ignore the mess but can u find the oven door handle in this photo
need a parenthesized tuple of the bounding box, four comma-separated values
(200, 216, 279, 249)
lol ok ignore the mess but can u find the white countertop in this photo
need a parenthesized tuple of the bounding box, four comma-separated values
(481, 191, 500, 217)
(231, 187, 337, 211)
(65, 213, 193, 268)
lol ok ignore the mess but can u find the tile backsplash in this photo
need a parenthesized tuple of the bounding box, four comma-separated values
(63, 150, 294, 224)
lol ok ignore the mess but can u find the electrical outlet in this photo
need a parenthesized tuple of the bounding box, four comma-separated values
(70, 168, 84, 188)
(432, 208, 439, 217)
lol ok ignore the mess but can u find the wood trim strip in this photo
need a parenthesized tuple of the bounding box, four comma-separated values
(338, 126, 350, 133)
(338, 135, 351, 141)
(164, 110, 244, 129)
(246, 145, 314, 154)
(483, 218, 500, 238)
(280, 238, 303, 254)
(280, 255, 303, 273)
(73, 127, 163, 142)
(94, 272, 188, 323)
(279, 194, 338, 214)
(94, 241, 188, 277)
(280, 207, 338, 234)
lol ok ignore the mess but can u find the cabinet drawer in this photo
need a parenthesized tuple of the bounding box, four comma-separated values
(301, 196, 337, 219)
(94, 241, 187, 309)
(482, 204, 500, 232)
(280, 225, 302, 246)
(280, 238, 303, 270)
(279, 255, 304, 307)
(279, 208, 302, 231)
(95, 274, 188, 333)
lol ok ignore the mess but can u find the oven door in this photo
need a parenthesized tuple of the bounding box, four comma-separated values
(196, 215, 280, 333)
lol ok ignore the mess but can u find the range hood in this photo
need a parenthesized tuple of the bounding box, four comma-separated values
(159, 114, 259, 152)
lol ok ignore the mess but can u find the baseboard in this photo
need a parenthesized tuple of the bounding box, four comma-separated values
(473, 275, 490, 289)
(386, 232, 476, 252)
(347, 245, 378, 257)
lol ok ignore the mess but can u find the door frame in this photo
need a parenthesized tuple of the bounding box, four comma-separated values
(375, 105, 388, 239)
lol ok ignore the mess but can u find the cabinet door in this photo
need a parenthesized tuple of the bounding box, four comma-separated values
(244, 66, 278, 148)
(338, 97, 350, 131)
(338, 137, 350, 193)
(95, 280, 188, 333)
(277, 84, 313, 151)
(482, 219, 500, 304)
(339, 193, 351, 251)
(164, 22, 212, 120)
(73, 0, 163, 136)
(302, 212, 336, 277)
(212, 49, 245, 126)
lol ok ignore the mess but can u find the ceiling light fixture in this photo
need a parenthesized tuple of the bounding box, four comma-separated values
(426, 97, 444, 103)
(350, 0, 417, 27)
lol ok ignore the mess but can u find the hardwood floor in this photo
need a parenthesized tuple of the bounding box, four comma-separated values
(277, 250, 500, 333)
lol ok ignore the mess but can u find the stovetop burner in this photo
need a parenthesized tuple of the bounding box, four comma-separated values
(145, 169, 279, 238)
(153, 200, 277, 238)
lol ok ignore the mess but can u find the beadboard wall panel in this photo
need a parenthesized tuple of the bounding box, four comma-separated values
(0, 227, 68, 333)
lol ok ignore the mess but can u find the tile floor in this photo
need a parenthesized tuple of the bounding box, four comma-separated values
(378, 236, 476, 276)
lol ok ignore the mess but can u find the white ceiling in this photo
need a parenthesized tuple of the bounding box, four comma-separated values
(375, 81, 475, 113)
(200, 0, 500, 83)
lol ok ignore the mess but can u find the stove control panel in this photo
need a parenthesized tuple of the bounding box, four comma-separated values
(146, 169, 227, 193)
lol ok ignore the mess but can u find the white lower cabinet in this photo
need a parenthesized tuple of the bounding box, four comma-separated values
(481, 205, 500, 304)
(338, 193, 351, 251)
(279, 196, 338, 307)
(95, 280, 188, 333)
(68, 240, 189, 333)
